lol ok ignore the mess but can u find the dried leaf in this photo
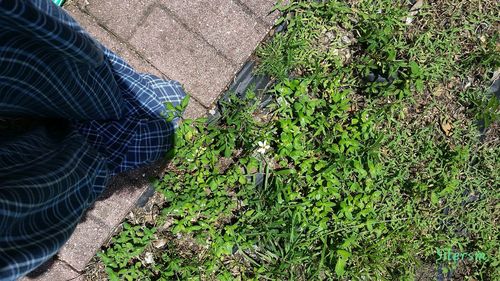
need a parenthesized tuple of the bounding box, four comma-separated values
(153, 238, 167, 249)
(433, 85, 446, 97)
(440, 120, 452, 136)
(406, 0, 424, 24)
(410, 0, 424, 12)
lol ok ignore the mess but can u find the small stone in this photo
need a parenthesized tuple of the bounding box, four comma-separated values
(341, 35, 352, 45)
(144, 252, 154, 264)
(153, 239, 167, 249)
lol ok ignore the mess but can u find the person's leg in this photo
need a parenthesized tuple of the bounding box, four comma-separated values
(0, 121, 109, 280)
(0, 1, 186, 279)
(74, 50, 186, 175)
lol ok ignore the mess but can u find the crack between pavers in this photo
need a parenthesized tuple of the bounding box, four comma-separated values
(121, 2, 241, 72)
(117, 2, 240, 70)
(75, 1, 167, 77)
(73, 1, 209, 109)
(232, 0, 273, 28)
(123, 2, 156, 43)
(85, 213, 110, 227)
(117, 3, 251, 110)
(154, 3, 239, 68)
(56, 257, 85, 277)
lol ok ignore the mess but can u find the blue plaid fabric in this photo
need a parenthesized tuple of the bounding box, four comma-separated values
(0, 1, 186, 280)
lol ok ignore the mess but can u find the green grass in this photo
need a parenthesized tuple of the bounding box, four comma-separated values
(94, 0, 499, 280)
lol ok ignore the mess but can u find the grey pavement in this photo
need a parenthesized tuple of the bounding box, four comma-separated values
(20, 0, 277, 280)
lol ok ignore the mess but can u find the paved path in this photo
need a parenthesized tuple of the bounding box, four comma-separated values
(21, 0, 277, 279)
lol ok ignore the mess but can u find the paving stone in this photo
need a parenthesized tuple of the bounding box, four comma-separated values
(21, 258, 82, 281)
(65, 3, 163, 77)
(85, 161, 163, 226)
(80, 0, 268, 64)
(58, 218, 112, 272)
(77, 0, 154, 40)
(129, 8, 237, 107)
(85, 177, 148, 228)
(241, 0, 280, 25)
(161, 0, 267, 64)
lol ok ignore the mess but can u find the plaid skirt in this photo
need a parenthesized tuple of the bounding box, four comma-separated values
(0, 1, 186, 280)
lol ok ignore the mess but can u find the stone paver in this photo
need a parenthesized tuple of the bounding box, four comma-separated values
(80, 0, 269, 65)
(158, 0, 268, 64)
(129, 7, 237, 107)
(27, 0, 277, 279)
(85, 176, 148, 227)
(78, 0, 275, 107)
(58, 218, 112, 271)
(66, 2, 163, 77)
(77, 0, 152, 40)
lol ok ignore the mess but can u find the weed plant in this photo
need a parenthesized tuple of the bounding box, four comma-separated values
(97, 1, 499, 280)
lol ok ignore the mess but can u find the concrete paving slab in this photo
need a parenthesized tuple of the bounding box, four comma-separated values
(66, 2, 163, 77)
(21, 258, 82, 281)
(129, 7, 237, 107)
(241, 0, 280, 25)
(85, 178, 148, 228)
(58, 218, 112, 272)
(77, 0, 154, 40)
(85, 161, 165, 226)
(160, 0, 267, 64)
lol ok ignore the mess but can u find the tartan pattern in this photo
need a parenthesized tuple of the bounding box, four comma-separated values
(0, 1, 186, 280)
